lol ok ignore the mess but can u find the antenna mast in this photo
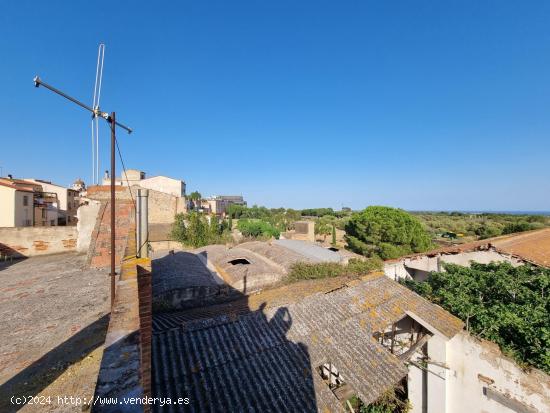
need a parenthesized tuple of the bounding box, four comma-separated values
(33, 51, 132, 308)
(92, 44, 105, 185)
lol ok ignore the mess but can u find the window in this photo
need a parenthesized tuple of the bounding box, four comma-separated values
(23, 195, 28, 206)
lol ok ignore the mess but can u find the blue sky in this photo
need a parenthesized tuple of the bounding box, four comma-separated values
(1, 1, 550, 211)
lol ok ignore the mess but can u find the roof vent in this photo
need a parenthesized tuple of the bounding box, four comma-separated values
(228, 258, 250, 265)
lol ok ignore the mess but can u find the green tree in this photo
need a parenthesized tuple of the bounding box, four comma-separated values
(187, 191, 202, 211)
(171, 212, 228, 247)
(226, 204, 247, 219)
(301, 208, 335, 217)
(403, 262, 550, 373)
(345, 206, 432, 259)
(209, 215, 219, 239)
(315, 217, 332, 241)
(188, 191, 202, 200)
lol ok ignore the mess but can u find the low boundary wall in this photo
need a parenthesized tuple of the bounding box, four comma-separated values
(93, 233, 152, 412)
(0, 226, 77, 257)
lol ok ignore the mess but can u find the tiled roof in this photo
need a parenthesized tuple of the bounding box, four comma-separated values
(492, 228, 550, 268)
(152, 274, 463, 412)
(385, 228, 550, 269)
(0, 181, 35, 192)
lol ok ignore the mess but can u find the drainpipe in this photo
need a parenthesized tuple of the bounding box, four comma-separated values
(136, 189, 149, 258)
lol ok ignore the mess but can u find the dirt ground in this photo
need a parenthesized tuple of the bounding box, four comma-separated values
(0, 253, 110, 412)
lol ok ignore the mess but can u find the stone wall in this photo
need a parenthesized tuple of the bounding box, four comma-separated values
(145, 187, 186, 224)
(0, 226, 77, 257)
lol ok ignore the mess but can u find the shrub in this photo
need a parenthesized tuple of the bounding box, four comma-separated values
(502, 221, 533, 235)
(286, 258, 382, 282)
(170, 212, 229, 247)
(237, 219, 280, 239)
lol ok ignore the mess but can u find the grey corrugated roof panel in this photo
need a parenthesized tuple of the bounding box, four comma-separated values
(153, 312, 330, 412)
(152, 251, 218, 296)
(237, 240, 317, 268)
(274, 239, 343, 263)
(152, 274, 463, 411)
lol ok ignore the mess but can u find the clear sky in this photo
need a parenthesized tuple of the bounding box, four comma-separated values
(2, 1, 550, 211)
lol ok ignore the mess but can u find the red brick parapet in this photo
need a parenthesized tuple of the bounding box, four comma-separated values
(87, 185, 134, 201)
(88, 200, 135, 268)
(137, 262, 152, 411)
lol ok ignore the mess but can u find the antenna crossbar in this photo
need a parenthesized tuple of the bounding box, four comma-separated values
(33, 76, 133, 133)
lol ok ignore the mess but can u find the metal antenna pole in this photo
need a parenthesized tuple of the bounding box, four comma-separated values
(110, 112, 116, 308)
(33, 76, 132, 309)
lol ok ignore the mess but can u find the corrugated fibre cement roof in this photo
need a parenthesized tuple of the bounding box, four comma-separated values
(152, 274, 463, 412)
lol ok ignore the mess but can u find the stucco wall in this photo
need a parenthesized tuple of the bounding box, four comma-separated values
(446, 332, 550, 413)
(384, 249, 523, 281)
(0, 226, 77, 257)
(139, 176, 184, 197)
(76, 200, 101, 253)
(14, 191, 33, 227)
(0, 186, 15, 227)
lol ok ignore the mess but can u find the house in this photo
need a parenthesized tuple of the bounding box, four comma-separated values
(0, 176, 62, 227)
(24, 179, 80, 225)
(151, 273, 465, 412)
(0, 180, 35, 227)
(102, 169, 186, 197)
(96, 169, 187, 224)
(205, 194, 247, 215)
(383, 228, 550, 412)
(383, 227, 550, 281)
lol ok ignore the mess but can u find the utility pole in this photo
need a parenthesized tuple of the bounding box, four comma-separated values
(110, 112, 116, 307)
(33, 76, 132, 308)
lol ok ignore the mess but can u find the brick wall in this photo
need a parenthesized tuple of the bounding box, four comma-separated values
(93, 232, 153, 412)
(88, 200, 135, 268)
(137, 262, 152, 411)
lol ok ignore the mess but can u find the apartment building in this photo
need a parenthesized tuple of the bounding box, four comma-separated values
(24, 179, 80, 225)
(205, 195, 247, 215)
(102, 169, 186, 197)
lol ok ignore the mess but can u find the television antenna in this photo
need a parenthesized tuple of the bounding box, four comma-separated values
(91, 43, 105, 185)
(33, 45, 132, 308)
